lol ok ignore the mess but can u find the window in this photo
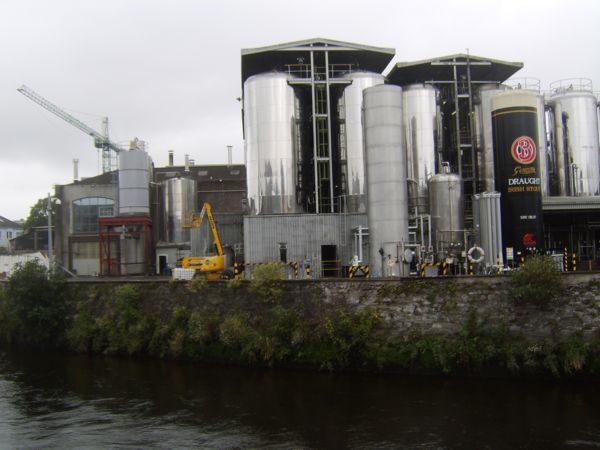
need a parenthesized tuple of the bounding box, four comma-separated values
(7, 231, 12, 239)
(73, 197, 114, 233)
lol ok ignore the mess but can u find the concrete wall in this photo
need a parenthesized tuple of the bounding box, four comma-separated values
(55, 179, 117, 275)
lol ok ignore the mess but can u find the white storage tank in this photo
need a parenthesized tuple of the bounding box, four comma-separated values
(339, 71, 385, 213)
(118, 149, 152, 216)
(162, 177, 197, 243)
(243, 72, 301, 214)
(473, 192, 503, 268)
(363, 84, 409, 277)
(429, 166, 464, 258)
(403, 84, 439, 214)
(474, 84, 508, 192)
(549, 79, 600, 196)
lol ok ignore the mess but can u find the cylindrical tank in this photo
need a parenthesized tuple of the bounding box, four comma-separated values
(549, 80, 600, 196)
(243, 72, 301, 214)
(403, 84, 439, 214)
(118, 149, 152, 215)
(501, 80, 550, 197)
(429, 167, 464, 257)
(475, 84, 508, 192)
(473, 192, 503, 267)
(339, 72, 385, 213)
(162, 177, 197, 243)
(363, 84, 409, 277)
(491, 90, 544, 259)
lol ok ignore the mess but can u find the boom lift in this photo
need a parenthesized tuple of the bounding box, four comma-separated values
(181, 202, 234, 280)
(17, 85, 126, 173)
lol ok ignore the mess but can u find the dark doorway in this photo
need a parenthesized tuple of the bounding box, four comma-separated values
(321, 245, 338, 277)
(279, 243, 287, 263)
(158, 255, 168, 275)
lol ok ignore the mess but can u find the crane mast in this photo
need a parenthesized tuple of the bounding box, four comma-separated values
(17, 85, 126, 173)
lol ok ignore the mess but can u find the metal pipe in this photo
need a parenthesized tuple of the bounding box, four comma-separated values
(325, 48, 334, 213)
(310, 48, 319, 213)
(227, 145, 233, 166)
(47, 192, 53, 272)
(168, 150, 174, 166)
(184, 154, 190, 172)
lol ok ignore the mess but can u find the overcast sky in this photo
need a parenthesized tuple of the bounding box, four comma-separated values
(1, 0, 599, 220)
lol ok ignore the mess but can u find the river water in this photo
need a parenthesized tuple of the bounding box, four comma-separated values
(0, 349, 599, 449)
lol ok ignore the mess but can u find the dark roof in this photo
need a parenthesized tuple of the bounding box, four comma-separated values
(386, 53, 523, 86)
(154, 164, 246, 183)
(0, 216, 23, 229)
(241, 38, 395, 85)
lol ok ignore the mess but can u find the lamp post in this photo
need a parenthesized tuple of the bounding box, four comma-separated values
(47, 192, 53, 271)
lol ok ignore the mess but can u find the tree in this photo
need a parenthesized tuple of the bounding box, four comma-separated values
(23, 196, 57, 231)
(0, 260, 68, 347)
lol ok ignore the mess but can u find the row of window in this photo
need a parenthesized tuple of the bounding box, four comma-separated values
(73, 197, 114, 233)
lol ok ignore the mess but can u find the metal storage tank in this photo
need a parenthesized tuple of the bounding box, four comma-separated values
(118, 149, 152, 216)
(363, 84, 409, 277)
(473, 192, 503, 268)
(502, 80, 550, 197)
(474, 84, 508, 192)
(403, 84, 439, 213)
(428, 166, 464, 257)
(491, 90, 543, 258)
(339, 71, 385, 213)
(162, 177, 197, 243)
(243, 72, 301, 214)
(549, 79, 600, 196)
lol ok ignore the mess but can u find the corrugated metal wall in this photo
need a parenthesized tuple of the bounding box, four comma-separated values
(243, 213, 368, 278)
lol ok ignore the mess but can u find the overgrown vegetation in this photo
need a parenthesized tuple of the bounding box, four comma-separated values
(0, 260, 68, 348)
(1, 266, 599, 378)
(509, 255, 564, 306)
(249, 262, 285, 301)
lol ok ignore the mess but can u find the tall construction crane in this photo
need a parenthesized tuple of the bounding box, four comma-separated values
(17, 85, 126, 173)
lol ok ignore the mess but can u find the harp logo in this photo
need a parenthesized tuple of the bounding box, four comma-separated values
(511, 136, 536, 165)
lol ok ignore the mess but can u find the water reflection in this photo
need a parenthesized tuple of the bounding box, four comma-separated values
(1, 349, 599, 449)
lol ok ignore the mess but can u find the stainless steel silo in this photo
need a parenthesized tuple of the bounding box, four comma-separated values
(363, 84, 409, 277)
(118, 149, 152, 216)
(428, 166, 464, 258)
(403, 84, 439, 213)
(243, 72, 301, 214)
(549, 80, 600, 196)
(339, 71, 385, 213)
(473, 192, 503, 268)
(474, 84, 508, 192)
(162, 177, 197, 243)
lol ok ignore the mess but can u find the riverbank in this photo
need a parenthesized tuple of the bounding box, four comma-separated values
(1, 262, 600, 378)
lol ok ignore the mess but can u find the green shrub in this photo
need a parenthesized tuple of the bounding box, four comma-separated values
(98, 284, 156, 355)
(0, 261, 68, 347)
(250, 262, 285, 301)
(509, 255, 564, 306)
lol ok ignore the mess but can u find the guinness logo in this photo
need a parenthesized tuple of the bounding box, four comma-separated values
(511, 136, 536, 165)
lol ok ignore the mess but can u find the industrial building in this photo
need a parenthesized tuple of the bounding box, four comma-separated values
(49, 38, 600, 278)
